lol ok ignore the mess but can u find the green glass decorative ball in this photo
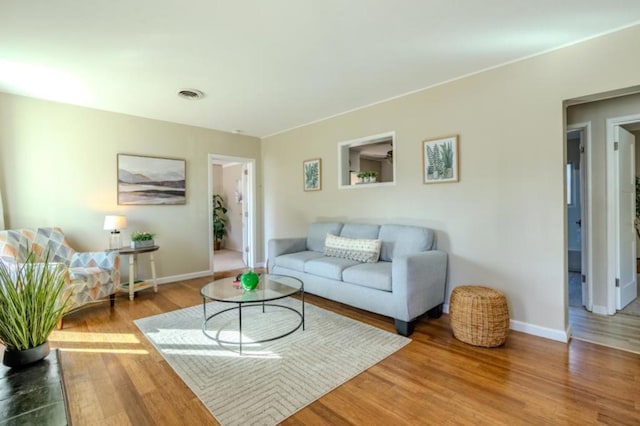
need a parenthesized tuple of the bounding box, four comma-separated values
(240, 271, 259, 291)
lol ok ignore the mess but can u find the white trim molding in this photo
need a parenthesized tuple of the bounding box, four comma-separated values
(443, 304, 569, 343)
(156, 269, 213, 285)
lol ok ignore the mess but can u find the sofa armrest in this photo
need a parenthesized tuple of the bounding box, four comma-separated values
(392, 250, 448, 321)
(269, 238, 307, 258)
(268, 237, 307, 270)
(70, 251, 120, 288)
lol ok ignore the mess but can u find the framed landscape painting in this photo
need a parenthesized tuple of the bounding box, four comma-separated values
(423, 135, 459, 184)
(303, 158, 322, 191)
(118, 154, 186, 205)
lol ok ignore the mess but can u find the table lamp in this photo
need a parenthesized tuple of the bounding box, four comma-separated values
(104, 215, 127, 249)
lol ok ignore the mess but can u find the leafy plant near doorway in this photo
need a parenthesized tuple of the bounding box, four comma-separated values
(213, 194, 228, 250)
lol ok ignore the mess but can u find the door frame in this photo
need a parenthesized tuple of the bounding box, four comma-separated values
(208, 154, 257, 270)
(567, 122, 593, 312)
(606, 114, 640, 314)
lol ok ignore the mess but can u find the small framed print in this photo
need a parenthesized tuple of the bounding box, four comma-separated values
(303, 158, 322, 191)
(423, 135, 459, 184)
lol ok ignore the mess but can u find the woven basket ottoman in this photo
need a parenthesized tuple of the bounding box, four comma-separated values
(449, 285, 509, 347)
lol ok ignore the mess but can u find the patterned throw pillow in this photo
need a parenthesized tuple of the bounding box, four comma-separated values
(324, 233, 382, 263)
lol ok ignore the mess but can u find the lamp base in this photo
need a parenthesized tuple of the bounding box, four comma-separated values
(109, 231, 121, 250)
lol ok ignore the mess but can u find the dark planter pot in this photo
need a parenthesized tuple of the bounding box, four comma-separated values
(214, 240, 222, 251)
(2, 341, 50, 368)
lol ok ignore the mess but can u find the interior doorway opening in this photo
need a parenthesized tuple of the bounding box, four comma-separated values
(565, 89, 640, 354)
(208, 154, 256, 274)
(566, 129, 586, 310)
(565, 122, 593, 316)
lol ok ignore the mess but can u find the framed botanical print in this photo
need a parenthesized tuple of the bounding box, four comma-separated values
(423, 135, 459, 184)
(303, 158, 322, 191)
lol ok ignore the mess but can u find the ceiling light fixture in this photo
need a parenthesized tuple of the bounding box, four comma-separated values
(177, 89, 205, 100)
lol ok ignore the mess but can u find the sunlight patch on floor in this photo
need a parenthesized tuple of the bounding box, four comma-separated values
(50, 331, 140, 344)
(60, 348, 148, 355)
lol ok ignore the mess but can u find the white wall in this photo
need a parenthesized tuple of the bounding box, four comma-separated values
(261, 25, 640, 341)
(0, 93, 262, 281)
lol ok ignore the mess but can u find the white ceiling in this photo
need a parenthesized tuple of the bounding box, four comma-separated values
(2, 1, 640, 138)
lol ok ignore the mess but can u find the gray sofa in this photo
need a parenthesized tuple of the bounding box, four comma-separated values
(268, 222, 447, 336)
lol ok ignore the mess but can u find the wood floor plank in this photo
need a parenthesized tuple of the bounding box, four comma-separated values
(3, 276, 639, 425)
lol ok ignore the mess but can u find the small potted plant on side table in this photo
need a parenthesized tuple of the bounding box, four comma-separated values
(131, 231, 155, 249)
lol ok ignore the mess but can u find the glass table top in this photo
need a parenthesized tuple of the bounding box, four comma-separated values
(200, 274, 303, 304)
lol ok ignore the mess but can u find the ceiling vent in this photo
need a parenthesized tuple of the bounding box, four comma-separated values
(178, 89, 205, 100)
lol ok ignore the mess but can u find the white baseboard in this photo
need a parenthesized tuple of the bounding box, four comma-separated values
(510, 319, 569, 343)
(156, 269, 213, 285)
(442, 303, 569, 343)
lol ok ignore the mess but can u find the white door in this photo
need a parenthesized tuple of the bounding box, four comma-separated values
(616, 126, 637, 309)
(241, 164, 249, 265)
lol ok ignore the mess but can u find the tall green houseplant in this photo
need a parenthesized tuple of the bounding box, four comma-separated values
(0, 250, 70, 367)
(213, 194, 228, 250)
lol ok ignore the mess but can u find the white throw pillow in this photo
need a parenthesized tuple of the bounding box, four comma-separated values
(324, 233, 381, 263)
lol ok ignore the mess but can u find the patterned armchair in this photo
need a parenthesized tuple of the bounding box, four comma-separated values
(0, 227, 120, 326)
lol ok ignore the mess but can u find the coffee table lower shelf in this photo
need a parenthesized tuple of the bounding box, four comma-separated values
(120, 280, 155, 296)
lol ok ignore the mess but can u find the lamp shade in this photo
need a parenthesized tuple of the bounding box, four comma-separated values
(104, 215, 127, 231)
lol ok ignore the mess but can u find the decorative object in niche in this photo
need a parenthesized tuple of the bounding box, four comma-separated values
(356, 171, 378, 184)
(303, 158, 322, 191)
(338, 131, 395, 188)
(423, 135, 459, 184)
(118, 154, 186, 205)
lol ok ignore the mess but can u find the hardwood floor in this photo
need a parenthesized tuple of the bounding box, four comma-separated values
(8, 276, 640, 425)
(570, 306, 640, 354)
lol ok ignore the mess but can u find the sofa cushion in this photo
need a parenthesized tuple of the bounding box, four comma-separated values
(342, 262, 392, 292)
(304, 256, 360, 280)
(339, 223, 380, 240)
(274, 250, 325, 272)
(307, 222, 344, 252)
(324, 233, 381, 263)
(379, 224, 435, 261)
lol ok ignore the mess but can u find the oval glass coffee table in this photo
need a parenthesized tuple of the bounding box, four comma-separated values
(200, 274, 304, 353)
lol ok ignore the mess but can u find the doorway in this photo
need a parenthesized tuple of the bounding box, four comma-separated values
(566, 123, 593, 314)
(566, 129, 586, 309)
(208, 154, 256, 274)
(566, 94, 640, 354)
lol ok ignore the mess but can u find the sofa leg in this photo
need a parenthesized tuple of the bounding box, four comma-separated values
(110, 294, 116, 308)
(427, 303, 444, 319)
(394, 319, 415, 336)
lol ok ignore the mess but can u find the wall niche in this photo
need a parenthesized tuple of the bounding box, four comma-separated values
(338, 131, 395, 188)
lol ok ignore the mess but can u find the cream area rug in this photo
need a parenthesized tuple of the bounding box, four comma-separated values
(134, 297, 410, 426)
